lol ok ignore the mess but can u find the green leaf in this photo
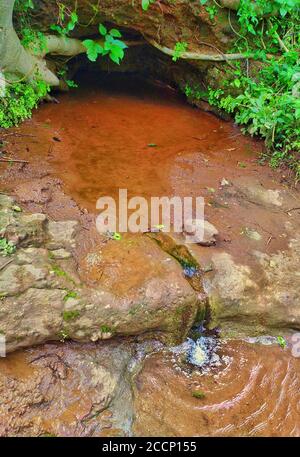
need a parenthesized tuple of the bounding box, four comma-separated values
(142, 0, 151, 11)
(99, 23, 107, 36)
(109, 28, 122, 38)
(111, 39, 128, 49)
(65, 80, 78, 88)
(109, 52, 121, 65)
(83, 39, 103, 61)
(233, 79, 241, 88)
(277, 336, 287, 349)
(280, 8, 288, 16)
(110, 45, 124, 60)
(67, 11, 78, 31)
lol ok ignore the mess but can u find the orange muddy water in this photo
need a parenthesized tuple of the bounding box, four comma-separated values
(14, 74, 265, 208)
(3, 73, 295, 263)
(0, 339, 299, 436)
(133, 339, 300, 437)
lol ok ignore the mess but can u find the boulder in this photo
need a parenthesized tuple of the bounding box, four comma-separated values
(184, 219, 219, 246)
(0, 196, 202, 352)
(205, 232, 300, 336)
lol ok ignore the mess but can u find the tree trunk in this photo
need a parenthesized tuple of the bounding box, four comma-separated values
(0, 0, 60, 85)
(0, 0, 92, 86)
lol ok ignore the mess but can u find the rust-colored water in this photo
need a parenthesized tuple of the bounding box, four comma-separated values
(1, 340, 299, 436)
(29, 74, 264, 208)
(4, 73, 292, 263)
(133, 340, 300, 437)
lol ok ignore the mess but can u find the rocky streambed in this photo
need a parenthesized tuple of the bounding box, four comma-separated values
(0, 75, 299, 436)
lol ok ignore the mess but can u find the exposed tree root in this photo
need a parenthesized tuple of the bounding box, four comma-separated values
(148, 38, 250, 62)
(0, 0, 279, 91)
(0, 0, 91, 86)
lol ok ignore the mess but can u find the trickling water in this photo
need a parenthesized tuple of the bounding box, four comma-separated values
(186, 337, 220, 368)
(133, 339, 300, 437)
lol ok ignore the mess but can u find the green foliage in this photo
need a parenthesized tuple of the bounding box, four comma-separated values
(277, 335, 287, 348)
(199, 0, 219, 20)
(112, 232, 122, 240)
(0, 2, 49, 128)
(172, 42, 188, 62)
(51, 265, 77, 285)
(206, 5, 218, 21)
(192, 390, 206, 399)
(58, 329, 70, 341)
(83, 24, 127, 64)
(51, 265, 67, 277)
(0, 80, 49, 128)
(57, 68, 78, 89)
(49, 5, 127, 64)
(141, 0, 156, 11)
(83, 39, 103, 62)
(15, 0, 34, 11)
(237, 0, 297, 35)
(62, 310, 80, 321)
(50, 5, 78, 36)
(100, 325, 112, 333)
(12, 205, 22, 213)
(63, 290, 79, 301)
(0, 238, 16, 257)
(195, 0, 300, 176)
(20, 28, 47, 54)
(15, 0, 46, 53)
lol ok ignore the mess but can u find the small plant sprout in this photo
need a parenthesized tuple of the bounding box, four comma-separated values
(192, 390, 206, 399)
(172, 42, 188, 62)
(12, 205, 22, 212)
(0, 238, 16, 257)
(63, 290, 79, 302)
(113, 232, 122, 240)
(62, 310, 80, 321)
(100, 325, 112, 333)
(58, 329, 70, 342)
(277, 336, 287, 349)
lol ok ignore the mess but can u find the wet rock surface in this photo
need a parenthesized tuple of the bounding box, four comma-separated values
(184, 219, 219, 246)
(133, 339, 300, 437)
(0, 195, 201, 352)
(0, 341, 134, 437)
(1, 337, 299, 437)
(206, 234, 300, 336)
